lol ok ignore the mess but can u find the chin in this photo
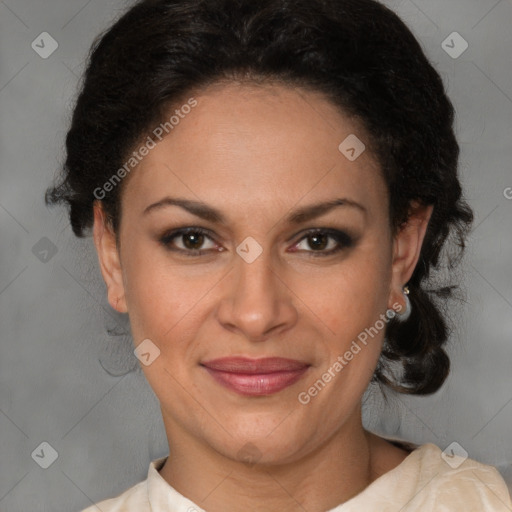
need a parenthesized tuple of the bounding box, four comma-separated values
(212, 418, 314, 466)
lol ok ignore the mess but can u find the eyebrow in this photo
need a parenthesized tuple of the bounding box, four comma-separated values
(142, 196, 366, 224)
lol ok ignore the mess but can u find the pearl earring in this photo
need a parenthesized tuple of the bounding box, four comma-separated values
(385, 285, 411, 321)
(396, 285, 411, 322)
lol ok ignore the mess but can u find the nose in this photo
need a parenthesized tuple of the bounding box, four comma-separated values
(215, 249, 298, 342)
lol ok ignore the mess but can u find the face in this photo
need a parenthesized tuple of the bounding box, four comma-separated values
(93, 82, 432, 465)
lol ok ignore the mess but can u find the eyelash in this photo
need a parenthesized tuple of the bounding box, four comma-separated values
(159, 227, 354, 258)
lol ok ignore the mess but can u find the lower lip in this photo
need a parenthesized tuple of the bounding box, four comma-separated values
(203, 366, 309, 396)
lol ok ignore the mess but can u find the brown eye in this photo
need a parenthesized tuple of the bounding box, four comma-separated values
(307, 232, 329, 251)
(292, 229, 354, 256)
(160, 227, 218, 255)
(182, 232, 205, 250)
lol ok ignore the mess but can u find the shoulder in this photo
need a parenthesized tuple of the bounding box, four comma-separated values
(79, 455, 207, 512)
(399, 443, 512, 511)
(80, 479, 149, 512)
(343, 440, 512, 511)
(79, 456, 169, 512)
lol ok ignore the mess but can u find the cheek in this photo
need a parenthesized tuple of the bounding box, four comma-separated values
(297, 261, 390, 408)
(121, 245, 195, 340)
(128, 277, 197, 343)
(292, 252, 391, 340)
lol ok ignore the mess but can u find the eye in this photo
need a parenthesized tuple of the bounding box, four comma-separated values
(290, 229, 354, 257)
(159, 227, 354, 258)
(159, 227, 221, 255)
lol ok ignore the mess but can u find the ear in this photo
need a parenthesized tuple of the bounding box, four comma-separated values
(92, 201, 127, 313)
(388, 200, 434, 311)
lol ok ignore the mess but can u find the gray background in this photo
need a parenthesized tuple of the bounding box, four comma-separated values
(0, 0, 511, 510)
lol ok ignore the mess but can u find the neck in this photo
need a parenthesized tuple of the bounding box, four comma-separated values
(158, 409, 390, 512)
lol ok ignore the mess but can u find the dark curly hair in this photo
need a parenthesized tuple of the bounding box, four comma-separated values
(45, 0, 474, 395)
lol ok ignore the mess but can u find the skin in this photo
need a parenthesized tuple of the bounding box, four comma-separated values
(93, 81, 433, 512)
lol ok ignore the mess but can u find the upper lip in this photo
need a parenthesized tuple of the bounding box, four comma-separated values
(201, 357, 310, 374)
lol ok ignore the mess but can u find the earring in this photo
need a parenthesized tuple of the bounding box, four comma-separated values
(386, 285, 411, 321)
(396, 285, 411, 322)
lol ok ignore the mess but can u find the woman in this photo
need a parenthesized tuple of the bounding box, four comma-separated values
(45, 0, 512, 510)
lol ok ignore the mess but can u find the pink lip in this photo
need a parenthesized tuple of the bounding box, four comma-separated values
(201, 357, 310, 396)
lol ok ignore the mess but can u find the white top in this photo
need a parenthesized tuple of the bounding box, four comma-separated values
(81, 443, 512, 511)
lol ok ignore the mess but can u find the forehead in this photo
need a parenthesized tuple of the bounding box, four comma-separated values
(122, 82, 386, 219)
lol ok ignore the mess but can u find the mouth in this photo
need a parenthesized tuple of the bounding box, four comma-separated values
(200, 357, 310, 396)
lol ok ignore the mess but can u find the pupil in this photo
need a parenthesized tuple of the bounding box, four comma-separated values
(309, 233, 327, 250)
(184, 233, 204, 250)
